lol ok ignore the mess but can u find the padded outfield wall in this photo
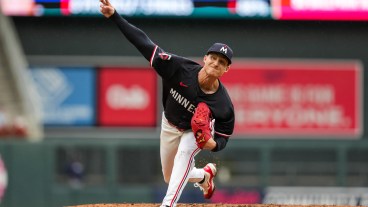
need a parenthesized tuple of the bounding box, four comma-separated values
(1, 139, 368, 207)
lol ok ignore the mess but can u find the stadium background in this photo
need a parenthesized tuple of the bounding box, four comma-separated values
(1, 0, 368, 207)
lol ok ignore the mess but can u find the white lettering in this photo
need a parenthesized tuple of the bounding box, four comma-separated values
(238, 107, 350, 128)
(290, 85, 334, 104)
(170, 88, 176, 95)
(169, 88, 194, 113)
(176, 94, 185, 104)
(265, 192, 360, 205)
(182, 99, 190, 108)
(188, 104, 196, 113)
(220, 47, 228, 54)
(44, 106, 92, 123)
(236, 0, 270, 17)
(227, 84, 335, 105)
(228, 84, 286, 104)
(107, 84, 149, 109)
(69, 0, 193, 16)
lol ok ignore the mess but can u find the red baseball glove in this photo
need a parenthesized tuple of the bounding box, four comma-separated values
(191, 102, 212, 149)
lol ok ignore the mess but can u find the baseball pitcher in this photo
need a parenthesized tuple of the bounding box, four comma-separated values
(99, 1, 235, 206)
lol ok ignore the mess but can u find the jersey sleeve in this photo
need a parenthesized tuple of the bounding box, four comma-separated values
(212, 103, 235, 152)
(212, 117, 234, 152)
(150, 46, 183, 80)
(215, 116, 234, 139)
(110, 11, 156, 62)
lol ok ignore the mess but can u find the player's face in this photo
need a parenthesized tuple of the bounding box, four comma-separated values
(203, 53, 230, 77)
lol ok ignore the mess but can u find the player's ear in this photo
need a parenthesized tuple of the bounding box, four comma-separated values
(225, 65, 230, 72)
(203, 55, 208, 63)
(225, 65, 230, 73)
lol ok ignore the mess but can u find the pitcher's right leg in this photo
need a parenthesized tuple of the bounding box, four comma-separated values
(161, 131, 200, 207)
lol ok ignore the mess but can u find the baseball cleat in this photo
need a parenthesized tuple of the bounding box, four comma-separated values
(194, 163, 217, 199)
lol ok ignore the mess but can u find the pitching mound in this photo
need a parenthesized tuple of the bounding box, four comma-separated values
(67, 204, 357, 207)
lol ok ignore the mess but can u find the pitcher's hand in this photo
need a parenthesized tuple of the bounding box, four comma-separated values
(100, 0, 115, 18)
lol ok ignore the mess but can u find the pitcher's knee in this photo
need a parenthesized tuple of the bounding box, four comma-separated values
(162, 169, 171, 184)
(163, 174, 171, 184)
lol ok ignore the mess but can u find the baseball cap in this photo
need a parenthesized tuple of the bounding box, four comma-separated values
(207, 43, 233, 64)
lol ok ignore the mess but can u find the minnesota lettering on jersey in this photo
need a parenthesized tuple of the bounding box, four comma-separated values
(170, 88, 196, 113)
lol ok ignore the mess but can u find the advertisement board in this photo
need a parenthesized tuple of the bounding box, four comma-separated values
(221, 59, 362, 138)
(264, 187, 368, 206)
(98, 68, 157, 127)
(30, 67, 96, 126)
(272, 0, 368, 20)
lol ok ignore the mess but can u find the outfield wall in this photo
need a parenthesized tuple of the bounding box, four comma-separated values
(1, 139, 368, 207)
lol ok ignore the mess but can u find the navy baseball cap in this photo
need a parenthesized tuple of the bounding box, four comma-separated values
(207, 43, 233, 64)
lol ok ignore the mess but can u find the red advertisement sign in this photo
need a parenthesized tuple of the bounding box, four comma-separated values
(0, 0, 35, 16)
(221, 59, 362, 138)
(98, 68, 157, 127)
(272, 0, 368, 21)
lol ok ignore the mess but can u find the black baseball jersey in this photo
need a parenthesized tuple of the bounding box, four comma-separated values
(111, 11, 234, 151)
(150, 46, 235, 147)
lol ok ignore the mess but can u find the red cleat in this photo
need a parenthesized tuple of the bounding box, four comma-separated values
(194, 163, 217, 199)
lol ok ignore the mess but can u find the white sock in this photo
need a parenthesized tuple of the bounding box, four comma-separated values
(188, 167, 205, 180)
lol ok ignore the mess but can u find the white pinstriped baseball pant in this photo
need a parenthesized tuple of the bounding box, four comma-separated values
(160, 113, 205, 207)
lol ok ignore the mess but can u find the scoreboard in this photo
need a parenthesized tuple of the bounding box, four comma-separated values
(0, 0, 271, 18)
(1, 0, 368, 20)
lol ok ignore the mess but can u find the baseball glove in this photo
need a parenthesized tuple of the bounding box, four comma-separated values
(191, 102, 212, 149)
